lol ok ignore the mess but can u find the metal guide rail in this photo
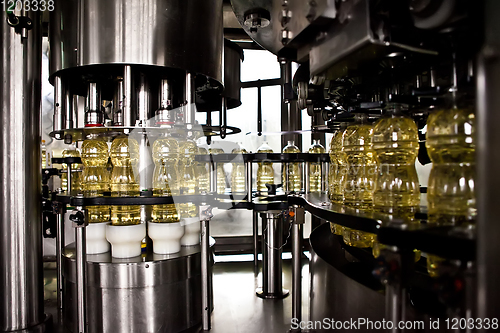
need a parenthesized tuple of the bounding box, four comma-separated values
(289, 193, 476, 261)
(194, 152, 330, 163)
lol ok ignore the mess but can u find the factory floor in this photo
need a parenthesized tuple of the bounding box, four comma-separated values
(43, 254, 310, 333)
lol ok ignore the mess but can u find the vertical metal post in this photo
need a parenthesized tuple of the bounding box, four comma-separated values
(56, 208, 64, 310)
(67, 164, 72, 195)
(477, 0, 500, 320)
(72, 206, 87, 333)
(253, 210, 259, 269)
(245, 160, 252, 202)
(290, 206, 304, 332)
(321, 162, 328, 193)
(257, 212, 289, 299)
(200, 204, 213, 331)
(0, 10, 44, 331)
(53, 76, 65, 138)
(64, 83, 74, 130)
(185, 72, 196, 126)
(123, 65, 134, 127)
(304, 161, 310, 194)
(385, 283, 405, 333)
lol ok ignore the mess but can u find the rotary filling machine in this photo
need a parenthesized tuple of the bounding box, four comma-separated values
(2, 0, 500, 333)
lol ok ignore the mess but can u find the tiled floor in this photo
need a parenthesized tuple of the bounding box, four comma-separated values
(44, 256, 310, 333)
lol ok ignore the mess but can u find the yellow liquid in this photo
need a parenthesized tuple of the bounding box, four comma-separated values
(152, 134, 179, 223)
(41, 141, 47, 169)
(61, 148, 83, 195)
(342, 117, 376, 248)
(425, 107, 475, 277)
(110, 137, 141, 226)
(308, 140, 325, 193)
(426, 107, 476, 225)
(231, 147, 248, 194)
(197, 147, 210, 194)
(256, 143, 274, 194)
(209, 148, 226, 194)
(282, 141, 301, 193)
(179, 139, 198, 218)
(372, 241, 421, 262)
(372, 114, 420, 215)
(328, 130, 346, 235)
(81, 137, 110, 223)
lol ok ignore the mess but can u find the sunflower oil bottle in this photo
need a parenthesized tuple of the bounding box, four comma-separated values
(110, 136, 141, 225)
(231, 144, 248, 194)
(208, 147, 226, 194)
(328, 129, 347, 235)
(372, 104, 420, 215)
(426, 100, 475, 277)
(178, 137, 198, 219)
(256, 142, 275, 194)
(81, 136, 110, 223)
(282, 140, 301, 193)
(152, 132, 179, 222)
(308, 140, 325, 193)
(371, 104, 421, 259)
(61, 144, 83, 195)
(342, 113, 376, 247)
(197, 147, 210, 194)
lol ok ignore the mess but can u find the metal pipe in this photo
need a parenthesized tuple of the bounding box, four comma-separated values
(477, 0, 500, 319)
(123, 65, 134, 127)
(253, 210, 258, 269)
(0, 10, 44, 331)
(53, 75, 65, 137)
(137, 72, 150, 125)
(75, 224, 87, 333)
(67, 164, 72, 195)
(56, 210, 64, 310)
(210, 160, 217, 194)
(245, 160, 252, 202)
(304, 162, 310, 194)
(321, 162, 328, 192)
(201, 219, 211, 330)
(64, 83, 74, 130)
(385, 283, 406, 333)
(185, 72, 195, 125)
(291, 222, 303, 332)
(113, 79, 124, 126)
(85, 82, 103, 126)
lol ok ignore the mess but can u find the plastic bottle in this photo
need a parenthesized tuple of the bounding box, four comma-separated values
(81, 136, 110, 223)
(372, 104, 420, 215)
(178, 137, 198, 219)
(152, 132, 179, 223)
(61, 144, 83, 195)
(208, 147, 226, 194)
(196, 147, 210, 194)
(308, 140, 325, 193)
(231, 144, 248, 194)
(426, 102, 475, 277)
(41, 140, 47, 169)
(110, 136, 141, 225)
(256, 142, 275, 194)
(282, 140, 301, 193)
(342, 113, 376, 248)
(328, 129, 347, 235)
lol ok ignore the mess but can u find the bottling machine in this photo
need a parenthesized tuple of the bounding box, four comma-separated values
(1, 0, 499, 333)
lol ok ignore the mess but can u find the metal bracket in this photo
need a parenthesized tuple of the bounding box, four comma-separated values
(69, 207, 88, 228)
(200, 205, 213, 221)
(289, 206, 305, 224)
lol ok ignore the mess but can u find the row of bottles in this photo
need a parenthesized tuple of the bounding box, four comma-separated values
(327, 101, 475, 278)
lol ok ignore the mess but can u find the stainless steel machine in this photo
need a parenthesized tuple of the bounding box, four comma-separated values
(1, 1, 500, 333)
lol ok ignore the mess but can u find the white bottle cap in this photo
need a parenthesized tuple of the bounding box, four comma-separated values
(106, 223, 146, 258)
(180, 217, 200, 246)
(86, 222, 110, 255)
(148, 221, 185, 254)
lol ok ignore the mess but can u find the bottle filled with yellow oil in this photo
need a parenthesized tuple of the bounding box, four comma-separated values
(196, 147, 210, 194)
(328, 128, 347, 235)
(256, 142, 275, 194)
(282, 140, 301, 193)
(208, 146, 226, 194)
(342, 113, 376, 247)
(178, 137, 198, 219)
(308, 140, 325, 193)
(110, 136, 141, 225)
(426, 100, 475, 277)
(372, 104, 420, 215)
(231, 144, 248, 194)
(81, 136, 110, 223)
(152, 131, 179, 223)
(61, 144, 83, 195)
(41, 139, 47, 169)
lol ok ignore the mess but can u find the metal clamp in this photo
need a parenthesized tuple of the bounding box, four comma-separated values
(289, 206, 305, 225)
(200, 205, 213, 221)
(69, 208, 87, 228)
